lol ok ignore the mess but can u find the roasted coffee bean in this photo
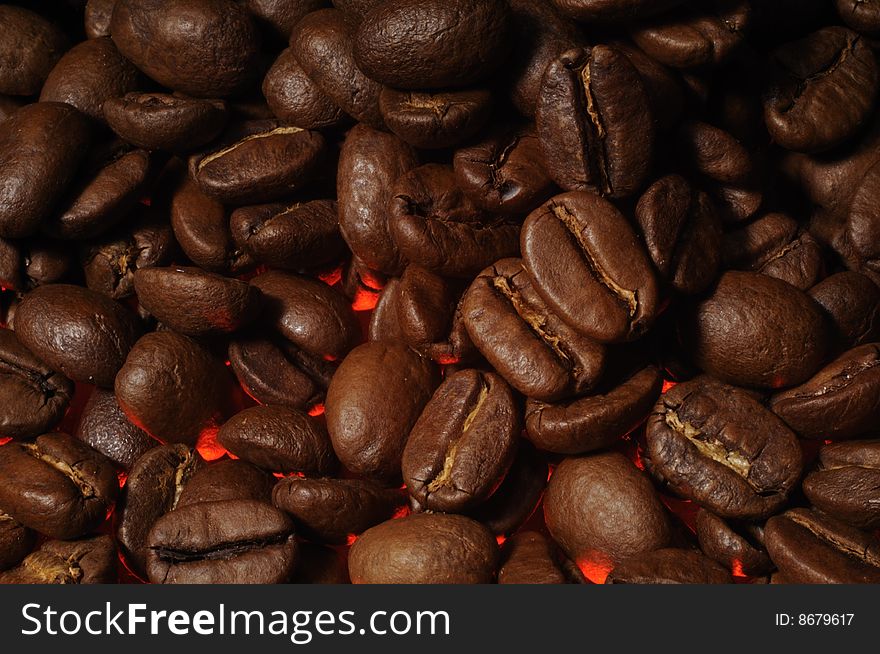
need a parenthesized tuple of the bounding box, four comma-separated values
(218, 405, 337, 475)
(75, 389, 156, 470)
(0, 6, 68, 96)
(244, 0, 328, 42)
(190, 121, 326, 205)
(537, 46, 654, 199)
(0, 511, 36, 572)
(838, 0, 880, 34)
(85, 0, 116, 39)
(0, 433, 118, 539)
(228, 334, 335, 410)
(146, 499, 298, 584)
(647, 377, 803, 520)
(273, 477, 403, 545)
(803, 440, 880, 529)
(809, 272, 880, 349)
(635, 175, 722, 295)
(251, 270, 360, 360)
(681, 271, 829, 389)
(349, 513, 498, 584)
(379, 88, 492, 150)
(0, 238, 20, 291)
(0, 535, 116, 584)
(498, 531, 567, 585)
(544, 453, 672, 575)
(353, 0, 512, 89)
(678, 120, 753, 185)
(388, 164, 520, 279)
(612, 39, 685, 134)
(176, 458, 274, 508)
(115, 331, 228, 444)
(231, 200, 343, 270)
(0, 328, 73, 439)
(522, 192, 660, 343)
(326, 342, 438, 480)
(17, 240, 75, 289)
(116, 444, 203, 575)
(454, 125, 556, 215)
(262, 48, 347, 130)
(104, 93, 228, 153)
(764, 27, 879, 153)
(111, 0, 261, 98)
(765, 507, 880, 583)
(39, 37, 141, 124)
(695, 509, 772, 577)
(0, 103, 91, 239)
(134, 267, 261, 336)
(551, 0, 685, 23)
(291, 543, 350, 584)
(770, 344, 880, 440)
(629, 0, 751, 70)
(332, 0, 384, 19)
(402, 370, 519, 513)
(606, 548, 731, 584)
(368, 278, 406, 344)
(525, 366, 662, 455)
(15, 284, 140, 387)
(463, 258, 605, 401)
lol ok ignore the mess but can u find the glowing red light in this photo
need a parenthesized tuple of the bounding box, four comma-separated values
(391, 505, 411, 520)
(308, 403, 325, 417)
(346, 534, 358, 546)
(732, 559, 746, 578)
(351, 288, 379, 312)
(495, 535, 507, 546)
(577, 557, 613, 584)
(117, 472, 128, 488)
(0, 437, 11, 446)
(224, 360, 231, 367)
(195, 426, 228, 461)
(318, 266, 344, 287)
(824, 439, 833, 445)
(273, 471, 305, 479)
(661, 380, 678, 394)
(436, 355, 460, 366)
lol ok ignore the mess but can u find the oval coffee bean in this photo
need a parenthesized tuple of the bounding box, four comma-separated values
(838, 0, 880, 34)
(498, 531, 567, 585)
(0, 511, 35, 572)
(273, 477, 404, 545)
(262, 48, 347, 130)
(0, 433, 118, 540)
(115, 331, 228, 444)
(379, 88, 492, 150)
(0, 328, 73, 439)
(647, 377, 803, 520)
(0, 535, 117, 584)
(349, 513, 498, 584)
(681, 271, 829, 389)
(695, 508, 772, 577)
(176, 458, 274, 508)
(75, 389, 156, 470)
(402, 369, 519, 513)
(522, 191, 660, 343)
(134, 267, 261, 336)
(146, 499, 298, 584)
(368, 278, 406, 344)
(326, 342, 438, 480)
(111, 0, 261, 98)
(15, 284, 141, 387)
(525, 365, 663, 454)
(803, 440, 880, 529)
(544, 453, 672, 577)
(0, 6, 68, 96)
(809, 272, 880, 349)
(606, 548, 731, 584)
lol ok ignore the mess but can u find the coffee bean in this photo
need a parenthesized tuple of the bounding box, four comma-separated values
(803, 440, 880, 529)
(606, 548, 732, 584)
(838, 0, 880, 35)
(695, 509, 772, 577)
(0, 6, 68, 96)
(368, 278, 406, 344)
(176, 458, 274, 508)
(809, 272, 880, 349)
(349, 513, 498, 584)
(379, 88, 493, 150)
(646, 377, 803, 520)
(0, 511, 36, 572)
(551, 0, 685, 23)
(145, 499, 298, 584)
(75, 389, 156, 470)
(85, 0, 116, 39)
(0, 535, 117, 584)
(262, 48, 347, 130)
(244, 0, 328, 42)
(498, 531, 567, 585)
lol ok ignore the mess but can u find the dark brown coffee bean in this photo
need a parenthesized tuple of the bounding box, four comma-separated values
(39, 37, 141, 124)
(349, 513, 498, 584)
(0, 433, 118, 539)
(291, 9, 385, 128)
(770, 343, 880, 440)
(368, 278, 406, 344)
(551, 0, 685, 23)
(116, 444, 203, 575)
(522, 191, 660, 343)
(273, 477, 403, 545)
(104, 93, 228, 153)
(85, 0, 116, 39)
(176, 458, 274, 508)
(498, 531, 567, 585)
(17, 240, 75, 289)
(291, 543, 350, 584)
(678, 120, 753, 185)
(681, 271, 829, 389)
(190, 121, 327, 205)
(838, 0, 880, 34)
(537, 46, 654, 199)
(379, 88, 492, 150)
(0, 535, 117, 584)
(544, 452, 672, 573)
(695, 509, 772, 577)
(765, 507, 880, 583)
(262, 48, 347, 130)
(0, 238, 20, 291)
(332, 0, 383, 19)
(115, 331, 228, 444)
(244, 0, 328, 42)
(326, 342, 438, 480)
(809, 272, 880, 349)
(0, 103, 92, 239)
(0, 328, 73, 439)
(403, 370, 519, 513)
(606, 548, 732, 584)
(803, 440, 880, 529)
(0, 6, 68, 96)
(765, 27, 879, 153)
(75, 389, 156, 470)
(635, 175, 722, 295)
(15, 284, 140, 387)
(647, 377, 803, 520)
(146, 499, 298, 584)
(526, 366, 662, 454)
(454, 125, 556, 216)
(0, 511, 35, 572)
(353, 0, 512, 89)
(111, 0, 261, 98)
(251, 270, 360, 360)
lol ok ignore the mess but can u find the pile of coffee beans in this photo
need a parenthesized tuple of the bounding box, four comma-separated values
(1, 0, 880, 585)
